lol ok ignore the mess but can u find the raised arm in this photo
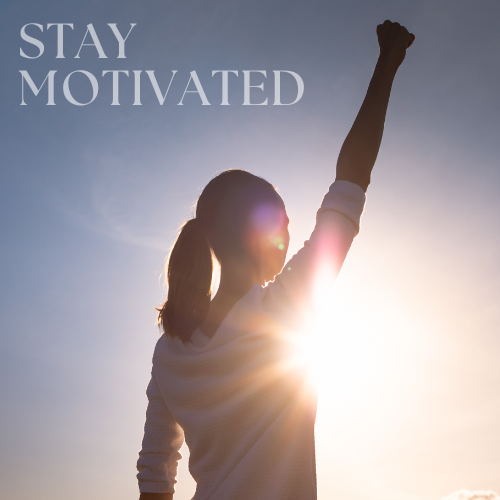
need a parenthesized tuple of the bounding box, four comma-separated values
(265, 22, 414, 315)
(336, 20, 415, 191)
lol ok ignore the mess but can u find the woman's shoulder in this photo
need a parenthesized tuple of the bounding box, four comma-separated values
(151, 283, 292, 360)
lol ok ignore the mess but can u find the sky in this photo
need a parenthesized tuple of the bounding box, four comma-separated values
(0, 1, 499, 499)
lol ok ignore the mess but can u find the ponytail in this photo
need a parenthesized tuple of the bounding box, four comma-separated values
(157, 218, 213, 343)
(157, 169, 277, 343)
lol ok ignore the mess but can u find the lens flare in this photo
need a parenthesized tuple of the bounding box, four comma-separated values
(251, 203, 286, 235)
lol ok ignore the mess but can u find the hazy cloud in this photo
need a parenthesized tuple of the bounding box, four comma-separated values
(441, 491, 500, 500)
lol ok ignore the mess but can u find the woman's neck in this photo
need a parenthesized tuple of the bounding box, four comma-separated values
(199, 258, 262, 339)
(218, 258, 264, 297)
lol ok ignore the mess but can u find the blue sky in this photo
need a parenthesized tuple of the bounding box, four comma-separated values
(0, 1, 499, 499)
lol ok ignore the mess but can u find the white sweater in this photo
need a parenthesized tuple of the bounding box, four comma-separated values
(137, 180, 366, 500)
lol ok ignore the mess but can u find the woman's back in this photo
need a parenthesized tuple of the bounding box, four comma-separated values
(138, 181, 366, 499)
(151, 285, 316, 500)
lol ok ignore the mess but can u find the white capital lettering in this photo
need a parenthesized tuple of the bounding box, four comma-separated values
(133, 70, 142, 105)
(20, 70, 56, 105)
(243, 71, 268, 105)
(63, 70, 99, 105)
(75, 24, 107, 59)
(102, 70, 129, 105)
(107, 23, 136, 58)
(46, 23, 74, 58)
(145, 70, 177, 105)
(212, 71, 238, 105)
(20, 24, 44, 59)
(178, 71, 210, 105)
(273, 71, 304, 105)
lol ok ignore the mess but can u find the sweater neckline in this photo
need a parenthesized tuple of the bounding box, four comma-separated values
(196, 283, 262, 342)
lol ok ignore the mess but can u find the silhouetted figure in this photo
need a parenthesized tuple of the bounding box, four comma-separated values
(137, 20, 415, 500)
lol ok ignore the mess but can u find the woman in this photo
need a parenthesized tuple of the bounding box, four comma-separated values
(137, 20, 415, 500)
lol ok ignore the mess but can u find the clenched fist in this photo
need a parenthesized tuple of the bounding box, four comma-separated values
(377, 20, 415, 71)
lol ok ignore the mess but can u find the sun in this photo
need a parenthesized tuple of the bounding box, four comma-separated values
(288, 263, 424, 431)
(294, 276, 377, 404)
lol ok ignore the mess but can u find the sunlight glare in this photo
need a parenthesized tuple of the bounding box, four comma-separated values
(293, 263, 427, 438)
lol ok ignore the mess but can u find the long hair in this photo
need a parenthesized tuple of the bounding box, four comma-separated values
(157, 169, 276, 343)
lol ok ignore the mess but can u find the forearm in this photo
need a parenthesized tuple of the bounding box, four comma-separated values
(335, 56, 398, 191)
(137, 374, 184, 500)
(139, 493, 173, 500)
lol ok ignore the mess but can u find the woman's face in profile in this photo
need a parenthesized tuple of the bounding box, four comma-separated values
(249, 194, 290, 282)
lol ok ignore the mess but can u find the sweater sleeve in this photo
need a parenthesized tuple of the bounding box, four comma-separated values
(263, 180, 366, 316)
(137, 371, 185, 494)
